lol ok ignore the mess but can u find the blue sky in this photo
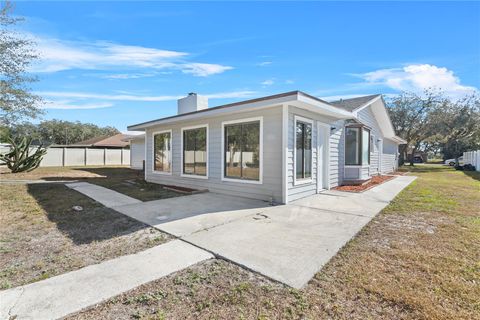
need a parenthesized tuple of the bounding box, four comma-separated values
(14, 1, 480, 131)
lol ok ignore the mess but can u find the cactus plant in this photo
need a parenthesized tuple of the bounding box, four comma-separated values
(0, 136, 47, 173)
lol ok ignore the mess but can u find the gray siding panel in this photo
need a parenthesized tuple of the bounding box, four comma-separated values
(382, 138, 399, 173)
(145, 107, 283, 202)
(356, 106, 382, 175)
(286, 106, 340, 198)
(329, 120, 344, 187)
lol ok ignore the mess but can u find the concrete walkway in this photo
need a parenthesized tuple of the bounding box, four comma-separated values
(0, 240, 213, 320)
(182, 175, 416, 288)
(110, 175, 416, 288)
(66, 182, 141, 208)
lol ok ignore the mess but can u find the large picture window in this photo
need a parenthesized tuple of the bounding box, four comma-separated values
(153, 131, 171, 173)
(224, 120, 260, 181)
(295, 120, 312, 180)
(183, 126, 207, 176)
(345, 126, 370, 165)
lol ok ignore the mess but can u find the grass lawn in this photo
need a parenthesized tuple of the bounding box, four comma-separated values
(0, 166, 183, 201)
(0, 167, 180, 289)
(67, 165, 479, 320)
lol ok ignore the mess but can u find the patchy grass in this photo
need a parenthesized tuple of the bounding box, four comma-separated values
(0, 182, 171, 289)
(0, 166, 183, 201)
(69, 165, 480, 320)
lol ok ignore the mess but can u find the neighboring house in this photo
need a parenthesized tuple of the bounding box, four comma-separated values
(122, 134, 145, 170)
(63, 133, 130, 148)
(128, 91, 405, 204)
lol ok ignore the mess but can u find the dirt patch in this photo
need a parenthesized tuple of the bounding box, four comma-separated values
(69, 165, 480, 320)
(335, 175, 394, 192)
(0, 183, 171, 289)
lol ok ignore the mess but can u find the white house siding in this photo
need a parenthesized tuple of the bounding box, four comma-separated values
(329, 120, 345, 188)
(356, 105, 382, 175)
(286, 106, 339, 201)
(144, 107, 283, 202)
(382, 138, 399, 173)
(130, 137, 145, 170)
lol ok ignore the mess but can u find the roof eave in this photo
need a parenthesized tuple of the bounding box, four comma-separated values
(128, 91, 353, 130)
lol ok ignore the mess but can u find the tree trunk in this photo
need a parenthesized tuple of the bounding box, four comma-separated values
(409, 146, 417, 166)
(398, 144, 407, 166)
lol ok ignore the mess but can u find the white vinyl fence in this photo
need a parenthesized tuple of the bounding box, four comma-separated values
(463, 150, 480, 171)
(0, 146, 130, 167)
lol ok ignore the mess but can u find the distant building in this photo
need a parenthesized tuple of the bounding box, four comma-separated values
(52, 133, 130, 149)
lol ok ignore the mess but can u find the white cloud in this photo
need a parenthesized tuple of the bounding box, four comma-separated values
(38, 91, 182, 102)
(42, 101, 114, 110)
(31, 36, 233, 77)
(358, 64, 478, 98)
(99, 73, 157, 80)
(181, 63, 233, 77)
(38, 90, 257, 102)
(257, 61, 272, 66)
(285, 79, 294, 84)
(261, 79, 275, 86)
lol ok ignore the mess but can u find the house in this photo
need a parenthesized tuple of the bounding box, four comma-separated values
(66, 133, 130, 148)
(122, 134, 145, 170)
(128, 91, 405, 204)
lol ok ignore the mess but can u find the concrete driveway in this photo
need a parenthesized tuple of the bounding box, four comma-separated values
(112, 175, 416, 288)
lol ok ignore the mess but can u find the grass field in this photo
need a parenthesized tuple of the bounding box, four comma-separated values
(68, 165, 480, 320)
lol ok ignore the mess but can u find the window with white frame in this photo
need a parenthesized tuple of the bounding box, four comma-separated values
(345, 126, 370, 166)
(295, 118, 312, 180)
(182, 126, 207, 176)
(153, 131, 171, 173)
(224, 120, 261, 181)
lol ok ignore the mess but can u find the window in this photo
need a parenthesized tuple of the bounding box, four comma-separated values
(182, 126, 207, 176)
(345, 126, 370, 165)
(153, 131, 171, 173)
(224, 120, 261, 181)
(295, 120, 312, 180)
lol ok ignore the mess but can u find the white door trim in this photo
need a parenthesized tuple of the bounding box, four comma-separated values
(317, 121, 331, 191)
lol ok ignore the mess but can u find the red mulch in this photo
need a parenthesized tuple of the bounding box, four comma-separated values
(334, 175, 395, 192)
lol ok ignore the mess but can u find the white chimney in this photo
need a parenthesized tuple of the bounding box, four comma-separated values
(177, 93, 208, 114)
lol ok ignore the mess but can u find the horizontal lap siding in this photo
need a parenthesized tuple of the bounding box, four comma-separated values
(145, 107, 283, 202)
(382, 139, 399, 173)
(329, 120, 344, 187)
(287, 107, 338, 200)
(356, 106, 382, 175)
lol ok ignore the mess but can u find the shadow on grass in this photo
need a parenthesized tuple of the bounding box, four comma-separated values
(462, 170, 480, 182)
(399, 164, 454, 173)
(27, 182, 150, 245)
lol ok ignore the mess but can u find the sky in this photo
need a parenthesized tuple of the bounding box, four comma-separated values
(12, 1, 480, 131)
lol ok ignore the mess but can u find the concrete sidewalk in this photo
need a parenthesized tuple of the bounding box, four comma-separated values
(0, 240, 212, 320)
(66, 182, 141, 208)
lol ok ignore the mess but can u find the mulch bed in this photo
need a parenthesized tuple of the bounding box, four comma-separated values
(334, 175, 395, 192)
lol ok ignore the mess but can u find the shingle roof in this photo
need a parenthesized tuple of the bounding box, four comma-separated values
(329, 94, 381, 112)
(71, 133, 129, 147)
(128, 91, 345, 130)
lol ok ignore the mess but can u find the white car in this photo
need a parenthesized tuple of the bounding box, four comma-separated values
(444, 156, 463, 166)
